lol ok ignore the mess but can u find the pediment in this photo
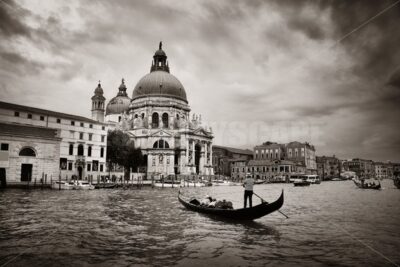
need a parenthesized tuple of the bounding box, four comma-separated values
(193, 127, 211, 137)
(150, 129, 173, 137)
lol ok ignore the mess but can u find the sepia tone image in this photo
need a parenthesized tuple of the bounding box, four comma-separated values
(0, 0, 399, 266)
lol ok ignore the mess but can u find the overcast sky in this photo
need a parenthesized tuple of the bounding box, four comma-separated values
(1, 0, 399, 162)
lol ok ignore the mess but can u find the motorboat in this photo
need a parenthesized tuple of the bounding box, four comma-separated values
(51, 181, 75, 190)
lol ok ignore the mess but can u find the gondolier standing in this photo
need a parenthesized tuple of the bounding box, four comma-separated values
(243, 173, 254, 208)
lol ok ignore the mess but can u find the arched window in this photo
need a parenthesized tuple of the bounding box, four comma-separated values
(152, 113, 159, 128)
(141, 113, 145, 119)
(19, 147, 36, 157)
(153, 140, 170, 149)
(162, 113, 169, 128)
(134, 114, 138, 118)
(77, 144, 84, 156)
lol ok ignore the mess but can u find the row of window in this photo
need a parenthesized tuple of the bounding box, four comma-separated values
(232, 166, 292, 173)
(62, 162, 104, 172)
(69, 144, 104, 158)
(77, 132, 105, 142)
(13, 111, 106, 130)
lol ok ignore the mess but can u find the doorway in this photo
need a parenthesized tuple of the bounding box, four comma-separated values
(78, 166, 83, 179)
(195, 144, 201, 174)
(21, 164, 32, 182)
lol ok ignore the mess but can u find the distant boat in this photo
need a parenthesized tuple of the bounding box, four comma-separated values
(293, 179, 311, 187)
(352, 178, 381, 190)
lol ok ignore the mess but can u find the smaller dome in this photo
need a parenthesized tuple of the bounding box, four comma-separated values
(91, 81, 105, 101)
(106, 79, 131, 115)
(106, 96, 130, 115)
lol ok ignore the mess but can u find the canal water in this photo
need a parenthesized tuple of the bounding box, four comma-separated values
(0, 180, 399, 267)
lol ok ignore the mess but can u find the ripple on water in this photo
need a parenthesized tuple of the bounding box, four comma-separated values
(1, 180, 400, 266)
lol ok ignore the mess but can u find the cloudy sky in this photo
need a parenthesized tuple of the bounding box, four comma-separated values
(1, 0, 399, 161)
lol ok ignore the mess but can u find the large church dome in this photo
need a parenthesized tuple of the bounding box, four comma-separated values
(106, 79, 131, 115)
(131, 42, 188, 103)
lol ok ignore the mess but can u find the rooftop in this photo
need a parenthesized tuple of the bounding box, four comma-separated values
(0, 101, 105, 125)
(212, 145, 253, 156)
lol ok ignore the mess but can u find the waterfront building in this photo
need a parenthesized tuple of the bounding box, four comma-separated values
(342, 158, 374, 178)
(104, 43, 214, 176)
(374, 162, 388, 179)
(316, 155, 341, 180)
(0, 99, 108, 183)
(254, 141, 317, 174)
(0, 123, 61, 185)
(212, 145, 253, 177)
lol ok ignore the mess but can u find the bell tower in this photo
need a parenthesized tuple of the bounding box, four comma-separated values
(150, 41, 170, 73)
(91, 81, 105, 122)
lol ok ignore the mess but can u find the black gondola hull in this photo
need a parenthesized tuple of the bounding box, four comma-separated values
(178, 190, 284, 221)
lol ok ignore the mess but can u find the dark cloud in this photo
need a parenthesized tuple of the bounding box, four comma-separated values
(0, 0, 31, 37)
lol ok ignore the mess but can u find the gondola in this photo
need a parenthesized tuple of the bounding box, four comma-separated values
(178, 190, 284, 221)
(352, 179, 381, 190)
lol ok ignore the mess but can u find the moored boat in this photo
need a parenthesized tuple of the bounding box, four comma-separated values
(178, 190, 284, 221)
(74, 181, 95, 190)
(51, 181, 75, 190)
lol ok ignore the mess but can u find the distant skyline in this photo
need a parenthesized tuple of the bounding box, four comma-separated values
(0, 0, 399, 162)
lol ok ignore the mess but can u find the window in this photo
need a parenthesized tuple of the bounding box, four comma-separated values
(162, 113, 169, 128)
(153, 140, 169, 149)
(71, 121, 75, 126)
(101, 135, 105, 143)
(80, 122, 84, 127)
(88, 146, 92, 157)
(100, 164, 103, 172)
(79, 133, 84, 140)
(19, 147, 36, 157)
(68, 162, 73, 170)
(102, 126, 105, 130)
(89, 134, 92, 141)
(69, 144, 74, 155)
(118, 116, 121, 122)
(14, 111, 19, 117)
(77, 144, 84, 156)
(40, 116, 45, 121)
(100, 147, 104, 158)
(87, 164, 91, 171)
(57, 118, 61, 124)
(27, 114, 32, 119)
(89, 124, 93, 129)
(152, 113, 159, 128)
(1, 143, 9, 151)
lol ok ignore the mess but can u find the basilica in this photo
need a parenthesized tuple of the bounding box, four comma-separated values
(93, 43, 214, 176)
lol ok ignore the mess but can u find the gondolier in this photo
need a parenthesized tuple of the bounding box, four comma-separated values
(243, 173, 254, 208)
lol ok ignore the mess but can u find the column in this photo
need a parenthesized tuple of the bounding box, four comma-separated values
(148, 114, 152, 129)
(186, 139, 190, 164)
(192, 140, 195, 165)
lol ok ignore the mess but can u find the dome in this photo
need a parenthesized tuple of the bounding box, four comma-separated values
(106, 79, 131, 115)
(132, 71, 187, 103)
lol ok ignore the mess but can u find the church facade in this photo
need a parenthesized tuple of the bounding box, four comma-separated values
(103, 43, 214, 176)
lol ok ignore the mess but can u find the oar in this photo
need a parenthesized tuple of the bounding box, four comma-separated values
(253, 192, 289, 219)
